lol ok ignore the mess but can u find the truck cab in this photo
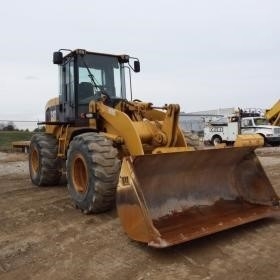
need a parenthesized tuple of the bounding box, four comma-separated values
(241, 117, 280, 146)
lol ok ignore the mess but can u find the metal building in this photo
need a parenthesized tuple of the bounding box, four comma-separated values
(179, 108, 235, 136)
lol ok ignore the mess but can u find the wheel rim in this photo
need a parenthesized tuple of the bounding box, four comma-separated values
(213, 137, 221, 146)
(72, 154, 88, 193)
(30, 147, 39, 175)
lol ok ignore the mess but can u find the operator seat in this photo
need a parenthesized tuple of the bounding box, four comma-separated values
(79, 82, 93, 102)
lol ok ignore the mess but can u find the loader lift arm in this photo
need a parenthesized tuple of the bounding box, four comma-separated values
(92, 100, 188, 156)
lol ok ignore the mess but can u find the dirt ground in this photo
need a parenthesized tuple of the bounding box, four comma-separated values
(0, 148, 280, 280)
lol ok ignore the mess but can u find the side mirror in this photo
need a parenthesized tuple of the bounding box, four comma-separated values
(134, 60, 140, 73)
(53, 51, 63, 65)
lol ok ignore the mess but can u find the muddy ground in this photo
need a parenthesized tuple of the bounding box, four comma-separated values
(0, 148, 280, 280)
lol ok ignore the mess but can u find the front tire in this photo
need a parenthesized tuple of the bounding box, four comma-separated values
(29, 133, 61, 186)
(66, 132, 121, 213)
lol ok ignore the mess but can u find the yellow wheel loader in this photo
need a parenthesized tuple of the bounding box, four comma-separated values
(29, 49, 280, 248)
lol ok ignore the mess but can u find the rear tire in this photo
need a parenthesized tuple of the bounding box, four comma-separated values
(29, 133, 61, 186)
(66, 132, 121, 213)
(211, 135, 222, 146)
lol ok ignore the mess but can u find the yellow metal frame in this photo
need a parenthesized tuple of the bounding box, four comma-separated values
(265, 99, 280, 126)
(44, 99, 188, 158)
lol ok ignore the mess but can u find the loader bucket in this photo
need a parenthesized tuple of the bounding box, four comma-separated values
(117, 147, 280, 248)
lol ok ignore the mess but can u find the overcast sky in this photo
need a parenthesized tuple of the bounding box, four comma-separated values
(0, 0, 279, 129)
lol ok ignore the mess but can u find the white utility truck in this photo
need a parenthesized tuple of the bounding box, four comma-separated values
(204, 112, 280, 146)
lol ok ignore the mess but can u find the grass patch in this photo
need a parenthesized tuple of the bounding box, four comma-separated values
(0, 131, 34, 151)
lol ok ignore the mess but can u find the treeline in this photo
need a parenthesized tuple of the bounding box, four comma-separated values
(0, 121, 45, 132)
(0, 121, 18, 131)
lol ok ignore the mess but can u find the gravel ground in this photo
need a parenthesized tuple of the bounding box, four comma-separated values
(0, 148, 280, 280)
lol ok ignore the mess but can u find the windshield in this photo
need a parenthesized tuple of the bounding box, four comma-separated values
(77, 54, 125, 104)
(254, 118, 270, 125)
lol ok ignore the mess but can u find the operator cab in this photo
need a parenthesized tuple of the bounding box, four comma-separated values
(52, 49, 140, 124)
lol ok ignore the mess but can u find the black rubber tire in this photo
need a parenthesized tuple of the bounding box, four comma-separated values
(66, 132, 121, 213)
(271, 142, 280, 147)
(211, 135, 222, 146)
(29, 133, 61, 186)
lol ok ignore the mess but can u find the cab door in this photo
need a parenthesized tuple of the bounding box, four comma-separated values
(241, 119, 255, 134)
(59, 58, 75, 122)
